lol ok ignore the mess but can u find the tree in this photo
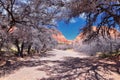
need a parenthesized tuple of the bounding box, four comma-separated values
(31, 27, 58, 54)
(65, 0, 120, 39)
(0, 0, 63, 57)
(8, 24, 29, 57)
(73, 27, 120, 55)
(0, 25, 8, 51)
(0, 0, 65, 29)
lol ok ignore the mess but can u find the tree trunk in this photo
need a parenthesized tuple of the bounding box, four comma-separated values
(27, 44, 32, 55)
(15, 39, 21, 57)
(20, 42, 24, 57)
(110, 42, 113, 53)
(41, 44, 47, 53)
(0, 43, 3, 52)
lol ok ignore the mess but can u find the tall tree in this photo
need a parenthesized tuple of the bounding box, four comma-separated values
(0, 0, 61, 57)
(66, 0, 120, 39)
(0, 0, 65, 28)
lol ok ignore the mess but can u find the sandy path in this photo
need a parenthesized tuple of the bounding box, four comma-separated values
(40, 49, 89, 61)
(0, 49, 120, 80)
(0, 49, 88, 80)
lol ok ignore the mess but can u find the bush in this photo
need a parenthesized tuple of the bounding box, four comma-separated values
(73, 37, 120, 56)
(99, 51, 120, 58)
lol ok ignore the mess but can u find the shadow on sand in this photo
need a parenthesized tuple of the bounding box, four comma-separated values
(39, 57, 120, 80)
(0, 55, 120, 80)
(0, 51, 56, 77)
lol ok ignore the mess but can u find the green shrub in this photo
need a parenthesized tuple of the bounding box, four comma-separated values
(99, 51, 120, 58)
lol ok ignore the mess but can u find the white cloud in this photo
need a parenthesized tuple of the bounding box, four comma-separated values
(79, 13, 87, 19)
(69, 18, 76, 23)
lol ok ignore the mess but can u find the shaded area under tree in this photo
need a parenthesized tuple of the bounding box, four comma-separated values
(0, 55, 119, 80)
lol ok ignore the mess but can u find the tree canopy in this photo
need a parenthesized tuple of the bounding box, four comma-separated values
(67, 0, 120, 27)
(64, 0, 120, 40)
(0, 0, 65, 28)
(0, 0, 63, 57)
(0, 0, 120, 57)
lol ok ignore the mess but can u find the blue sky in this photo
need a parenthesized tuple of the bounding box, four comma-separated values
(57, 17, 86, 40)
(56, 13, 120, 40)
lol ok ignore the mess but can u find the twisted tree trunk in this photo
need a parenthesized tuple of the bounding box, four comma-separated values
(15, 39, 21, 57)
(20, 42, 24, 57)
(27, 44, 32, 55)
(15, 39, 24, 57)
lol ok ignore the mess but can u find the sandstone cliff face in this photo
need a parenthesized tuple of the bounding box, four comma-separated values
(51, 26, 120, 45)
(74, 26, 120, 42)
(51, 28, 72, 44)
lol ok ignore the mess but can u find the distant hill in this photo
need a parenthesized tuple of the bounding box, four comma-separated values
(74, 26, 120, 42)
(51, 26, 120, 45)
(51, 28, 72, 44)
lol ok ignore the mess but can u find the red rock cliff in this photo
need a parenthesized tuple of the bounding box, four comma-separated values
(50, 28, 72, 44)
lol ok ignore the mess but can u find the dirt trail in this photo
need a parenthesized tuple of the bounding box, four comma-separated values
(0, 49, 120, 80)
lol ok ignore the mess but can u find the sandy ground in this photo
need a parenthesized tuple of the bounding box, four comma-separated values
(0, 49, 120, 80)
(40, 49, 89, 61)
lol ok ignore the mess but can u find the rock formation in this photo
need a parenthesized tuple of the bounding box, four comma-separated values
(51, 28, 72, 44)
(50, 26, 120, 45)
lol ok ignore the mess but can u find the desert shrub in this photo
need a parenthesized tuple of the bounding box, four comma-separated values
(73, 37, 120, 56)
(99, 51, 120, 59)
